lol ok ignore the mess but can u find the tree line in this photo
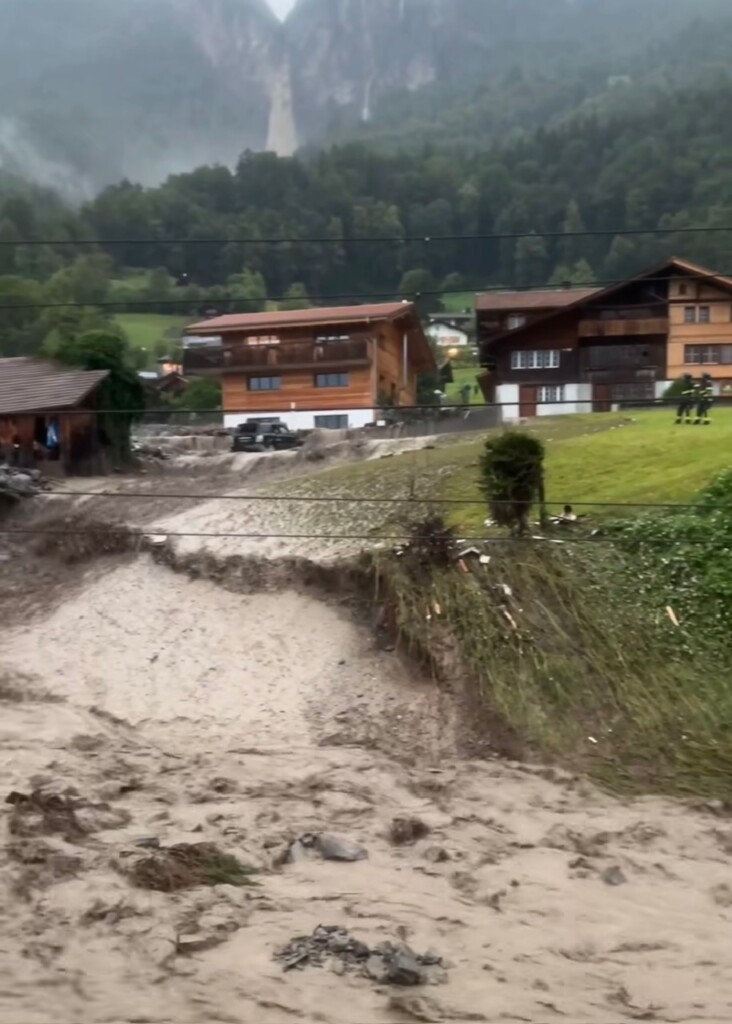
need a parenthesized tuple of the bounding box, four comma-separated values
(2, 79, 732, 361)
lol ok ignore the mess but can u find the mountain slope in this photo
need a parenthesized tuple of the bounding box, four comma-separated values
(3, 0, 732, 191)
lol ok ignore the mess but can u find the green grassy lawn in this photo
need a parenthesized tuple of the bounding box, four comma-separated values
(444, 365, 482, 405)
(440, 291, 474, 313)
(278, 409, 732, 794)
(116, 313, 188, 366)
(288, 409, 732, 534)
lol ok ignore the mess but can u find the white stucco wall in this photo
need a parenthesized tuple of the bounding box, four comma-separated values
(224, 408, 376, 431)
(498, 382, 594, 420)
(426, 323, 469, 347)
(496, 384, 520, 421)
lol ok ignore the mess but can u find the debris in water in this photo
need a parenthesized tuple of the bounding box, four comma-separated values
(389, 816, 431, 846)
(283, 832, 368, 864)
(6, 787, 129, 842)
(666, 606, 680, 627)
(602, 865, 627, 887)
(274, 926, 446, 987)
(125, 842, 256, 892)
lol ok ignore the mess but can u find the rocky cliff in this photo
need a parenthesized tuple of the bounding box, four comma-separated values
(1, 0, 731, 192)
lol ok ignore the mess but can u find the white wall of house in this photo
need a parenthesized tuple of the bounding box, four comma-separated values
(497, 382, 593, 420)
(655, 380, 672, 399)
(224, 408, 377, 431)
(496, 383, 520, 420)
(537, 383, 592, 416)
(426, 323, 470, 347)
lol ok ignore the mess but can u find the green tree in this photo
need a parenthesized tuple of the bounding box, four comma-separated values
(0, 275, 45, 355)
(280, 282, 311, 311)
(513, 234, 548, 288)
(46, 254, 113, 306)
(558, 199, 587, 268)
(47, 330, 146, 463)
(227, 267, 267, 312)
(398, 267, 440, 314)
(174, 378, 222, 411)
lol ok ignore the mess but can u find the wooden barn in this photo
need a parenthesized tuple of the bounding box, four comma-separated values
(0, 357, 109, 475)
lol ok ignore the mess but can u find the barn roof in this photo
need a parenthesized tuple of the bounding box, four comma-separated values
(0, 358, 109, 416)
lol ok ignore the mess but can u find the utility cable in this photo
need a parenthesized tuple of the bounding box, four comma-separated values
(4, 225, 732, 248)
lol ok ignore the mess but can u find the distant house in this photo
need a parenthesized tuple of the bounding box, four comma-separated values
(477, 257, 732, 418)
(182, 303, 435, 430)
(139, 370, 188, 398)
(0, 357, 109, 474)
(426, 314, 472, 349)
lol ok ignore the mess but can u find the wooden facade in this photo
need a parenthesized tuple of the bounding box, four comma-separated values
(183, 303, 433, 429)
(0, 359, 109, 475)
(478, 259, 732, 412)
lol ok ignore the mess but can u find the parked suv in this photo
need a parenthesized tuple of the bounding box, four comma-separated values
(231, 418, 303, 453)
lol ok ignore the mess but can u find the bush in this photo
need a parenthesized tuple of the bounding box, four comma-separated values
(479, 431, 546, 534)
(610, 468, 732, 650)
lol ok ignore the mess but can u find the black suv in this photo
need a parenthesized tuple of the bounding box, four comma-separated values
(231, 419, 303, 453)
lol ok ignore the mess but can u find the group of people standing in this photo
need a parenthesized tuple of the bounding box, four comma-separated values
(675, 373, 715, 425)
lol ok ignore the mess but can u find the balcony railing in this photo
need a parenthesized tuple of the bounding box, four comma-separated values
(578, 314, 668, 338)
(184, 339, 370, 374)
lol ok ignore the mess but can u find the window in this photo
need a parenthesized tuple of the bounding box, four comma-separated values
(314, 415, 349, 430)
(684, 345, 732, 365)
(678, 283, 688, 296)
(506, 314, 527, 330)
(684, 307, 697, 324)
(315, 372, 349, 388)
(537, 386, 565, 404)
(510, 349, 560, 370)
(245, 335, 281, 347)
(699, 306, 711, 324)
(248, 376, 281, 391)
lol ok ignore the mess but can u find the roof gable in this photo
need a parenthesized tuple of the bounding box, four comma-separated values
(484, 257, 732, 348)
(0, 358, 109, 416)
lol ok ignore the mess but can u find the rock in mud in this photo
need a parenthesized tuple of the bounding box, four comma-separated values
(315, 832, 368, 862)
(283, 832, 368, 863)
(602, 865, 627, 887)
(389, 816, 431, 846)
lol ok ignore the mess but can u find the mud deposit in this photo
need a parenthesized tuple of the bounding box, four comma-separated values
(2, 438, 732, 1024)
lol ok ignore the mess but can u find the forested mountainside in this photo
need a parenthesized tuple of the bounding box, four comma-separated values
(3, 78, 732, 361)
(2, 0, 732, 190)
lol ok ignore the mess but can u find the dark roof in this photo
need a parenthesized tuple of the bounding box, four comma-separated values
(476, 288, 600, 313)
(186, 302, 418, 334)
(484, 257, 732, 348)
(0, 358, 109, 416)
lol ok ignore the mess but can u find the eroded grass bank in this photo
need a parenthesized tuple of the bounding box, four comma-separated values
(369, 532, 732, 798)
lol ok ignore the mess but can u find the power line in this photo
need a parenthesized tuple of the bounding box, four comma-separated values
(34, 490, 732, 512)
(0, 526, 720, 545)
(6, 269, 732, 314)
(5, 225, 732, 248)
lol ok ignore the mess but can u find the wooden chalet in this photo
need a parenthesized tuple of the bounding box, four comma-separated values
(183, 302, 435, 430)
(0, 358, 109, 474)
(477, 258, 732, 418)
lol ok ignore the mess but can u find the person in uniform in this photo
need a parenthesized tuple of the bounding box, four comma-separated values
(694, 373, 714, 425)
(675, 374, 696, 424)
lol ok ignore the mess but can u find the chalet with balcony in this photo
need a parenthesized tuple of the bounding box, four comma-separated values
(182, 302, 435, 430)
(477, 258, 732, 418)
(477, 287, 600, 348)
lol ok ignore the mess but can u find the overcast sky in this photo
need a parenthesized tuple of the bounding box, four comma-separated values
(268, 0, 296, 17)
